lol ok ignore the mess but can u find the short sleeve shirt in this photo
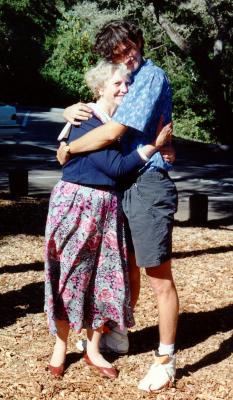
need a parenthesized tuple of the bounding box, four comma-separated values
(112, 59, 172, 171)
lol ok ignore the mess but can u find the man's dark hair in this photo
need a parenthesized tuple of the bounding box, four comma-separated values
(93, 20, 144, 60)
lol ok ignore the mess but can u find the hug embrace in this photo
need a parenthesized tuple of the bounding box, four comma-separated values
(44, 19, 178, 392)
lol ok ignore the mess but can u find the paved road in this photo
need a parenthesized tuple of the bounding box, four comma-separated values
(170, 139, 233, 226)
(1, 107, 233, 228)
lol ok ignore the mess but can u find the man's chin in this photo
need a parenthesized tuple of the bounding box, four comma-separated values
(126, 65, 135, 72)
(127, 62, 140, 72)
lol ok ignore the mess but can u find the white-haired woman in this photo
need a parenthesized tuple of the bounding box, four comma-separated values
(44, 61, 172, 379)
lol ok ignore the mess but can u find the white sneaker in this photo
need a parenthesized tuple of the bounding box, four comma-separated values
(138, 352, 176, 392)
(76, 326, 129, 354)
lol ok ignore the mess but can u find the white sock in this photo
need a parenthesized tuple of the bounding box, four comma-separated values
(158, 343, 175, 357)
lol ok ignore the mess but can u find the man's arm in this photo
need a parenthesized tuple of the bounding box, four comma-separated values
(57, 121, 127, 165)
(88, 124, 172, 178)
(57, 120, 172, 166)
(68, 121, 127, 153)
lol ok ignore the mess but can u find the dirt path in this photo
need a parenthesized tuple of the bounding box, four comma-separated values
(0, 195, 233, 399)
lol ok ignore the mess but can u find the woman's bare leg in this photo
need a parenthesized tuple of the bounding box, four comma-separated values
(49, 319, 70, 367)
(86, 328, 112, 368)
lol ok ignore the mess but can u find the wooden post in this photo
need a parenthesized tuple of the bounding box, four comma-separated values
(189, 193, 208, 226)
(9, 169, 28, 196)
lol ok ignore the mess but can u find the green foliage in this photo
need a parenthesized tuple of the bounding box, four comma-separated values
(0, 0, 76, 104)
(1, 0, 232, 142)
(174, 109, 213, 142)
(41, 2, 127, 102)
(42, 22, 95, 102)
(150, 0, 233, 143)
(91, 0, 221, 144)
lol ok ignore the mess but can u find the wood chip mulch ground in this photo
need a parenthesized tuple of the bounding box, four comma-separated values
(0, 193, 232, 400)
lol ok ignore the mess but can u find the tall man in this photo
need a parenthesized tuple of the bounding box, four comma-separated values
(58, 20, 179, 392)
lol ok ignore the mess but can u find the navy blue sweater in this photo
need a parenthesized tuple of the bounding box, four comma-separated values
(62, 115, 145, 188)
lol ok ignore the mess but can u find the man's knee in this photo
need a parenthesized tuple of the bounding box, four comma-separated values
(145, 259, 172, 279)
(145, 260, 177, 296)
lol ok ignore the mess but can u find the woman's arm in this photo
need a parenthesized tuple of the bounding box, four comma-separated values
(89, 147, 145, 178)
(88, 123, 172, 178)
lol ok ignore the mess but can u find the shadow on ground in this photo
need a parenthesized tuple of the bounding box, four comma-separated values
(0, 192, 49, 235)
(128, 305, 233, 379)
(0, 183, 233, 379)
(0, 267, 232, 379)
(0, 189, 233, 236)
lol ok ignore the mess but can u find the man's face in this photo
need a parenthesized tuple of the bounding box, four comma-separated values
(112, 40, 142, 72)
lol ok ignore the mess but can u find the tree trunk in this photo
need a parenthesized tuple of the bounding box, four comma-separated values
(157, 14, 232, 144)
(192, 49, 232, 144)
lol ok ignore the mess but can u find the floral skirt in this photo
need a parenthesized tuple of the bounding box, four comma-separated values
(44, 180, 134, 335)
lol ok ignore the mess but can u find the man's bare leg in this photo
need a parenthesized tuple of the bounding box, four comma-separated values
(145, 260, 179, 345)
(138, 260, 178, 392)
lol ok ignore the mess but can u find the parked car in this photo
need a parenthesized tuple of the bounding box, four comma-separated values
(0, 103, 21, 137)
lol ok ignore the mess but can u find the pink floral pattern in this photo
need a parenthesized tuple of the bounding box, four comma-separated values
(44, 180, 134, 335)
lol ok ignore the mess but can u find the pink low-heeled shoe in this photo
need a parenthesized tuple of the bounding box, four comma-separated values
(83, 353, 118, 379)
(47, 363, 65, 377)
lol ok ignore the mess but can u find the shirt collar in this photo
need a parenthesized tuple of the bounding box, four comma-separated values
(131, 58, 152, 78)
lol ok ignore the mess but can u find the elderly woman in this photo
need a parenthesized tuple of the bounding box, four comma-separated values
(44, 60, 172, 379)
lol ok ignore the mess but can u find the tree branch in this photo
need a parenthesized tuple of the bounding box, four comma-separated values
(158, 15, 191, 55)
(204, 0, 228, 55)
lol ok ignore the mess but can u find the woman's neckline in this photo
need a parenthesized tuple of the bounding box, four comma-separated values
(88, 102, 112, 123)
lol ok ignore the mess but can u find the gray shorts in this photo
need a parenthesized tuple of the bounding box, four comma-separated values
(122, 170, 178, 268)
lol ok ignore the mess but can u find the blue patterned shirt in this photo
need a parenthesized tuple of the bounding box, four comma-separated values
(112, 59, 172, 171)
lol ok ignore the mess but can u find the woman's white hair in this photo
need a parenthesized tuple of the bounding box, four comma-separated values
(85, 60, 131, 99)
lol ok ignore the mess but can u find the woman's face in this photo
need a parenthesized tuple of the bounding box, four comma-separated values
(99, 69, 131, 107)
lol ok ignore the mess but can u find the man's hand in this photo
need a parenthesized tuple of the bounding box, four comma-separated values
(154, 122, 173, 149)
(56, 141, 71, 165)
(63, 102, 93, 125)
(160, 145, 176, 164)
